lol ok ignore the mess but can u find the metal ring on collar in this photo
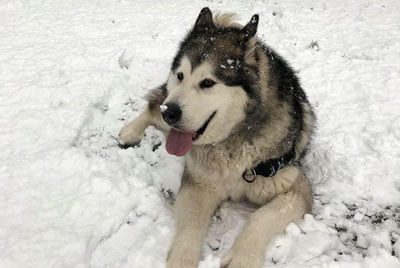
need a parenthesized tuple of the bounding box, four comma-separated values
(242, 168, 257, 183)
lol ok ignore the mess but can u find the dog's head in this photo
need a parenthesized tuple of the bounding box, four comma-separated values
(162, 8, 260, 156)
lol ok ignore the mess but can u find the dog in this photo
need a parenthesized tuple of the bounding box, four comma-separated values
(119, 7, 316, 268)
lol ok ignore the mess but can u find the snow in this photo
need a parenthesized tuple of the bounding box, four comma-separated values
(159, 105, 168, 113)
(0, 0, 399, 267)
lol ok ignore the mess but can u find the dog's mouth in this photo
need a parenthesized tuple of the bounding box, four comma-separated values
(165, 111, 217, 157)
(191, 111, 217, 141)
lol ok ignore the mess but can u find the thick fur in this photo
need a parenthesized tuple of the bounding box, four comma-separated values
(119, 8, 315, 268)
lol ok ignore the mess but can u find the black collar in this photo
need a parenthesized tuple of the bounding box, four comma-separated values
(242, 147, 296, 183)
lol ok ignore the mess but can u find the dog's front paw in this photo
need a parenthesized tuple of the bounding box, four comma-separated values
(221, 249, 263, 268)
(118, 121, 144, 147)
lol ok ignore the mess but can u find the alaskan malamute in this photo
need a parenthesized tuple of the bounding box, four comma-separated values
(119, 7, 315, 268)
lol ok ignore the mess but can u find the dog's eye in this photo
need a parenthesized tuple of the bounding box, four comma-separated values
(177, 72, 184, 81)
(199, 78, 216, 89)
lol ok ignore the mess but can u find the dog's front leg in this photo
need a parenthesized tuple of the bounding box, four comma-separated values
(221, 173, 312, 268)
(118, 106, 153, 146)
(167, 180, 221, 268)
(118, 84, 168, 146)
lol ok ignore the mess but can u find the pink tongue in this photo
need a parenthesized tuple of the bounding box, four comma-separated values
(166, 128, 194, 157)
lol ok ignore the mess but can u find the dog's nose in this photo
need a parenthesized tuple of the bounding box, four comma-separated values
(162, 102, 182, 125)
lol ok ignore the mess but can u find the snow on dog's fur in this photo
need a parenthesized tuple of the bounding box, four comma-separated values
(119, 7, 316, 268)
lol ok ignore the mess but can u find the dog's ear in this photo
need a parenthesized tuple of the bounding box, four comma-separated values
(240, 14, 259, 42)
(194, 7, 214, 31)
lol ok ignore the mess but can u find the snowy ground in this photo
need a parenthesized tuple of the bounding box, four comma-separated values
(1, 0, 400, 267)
